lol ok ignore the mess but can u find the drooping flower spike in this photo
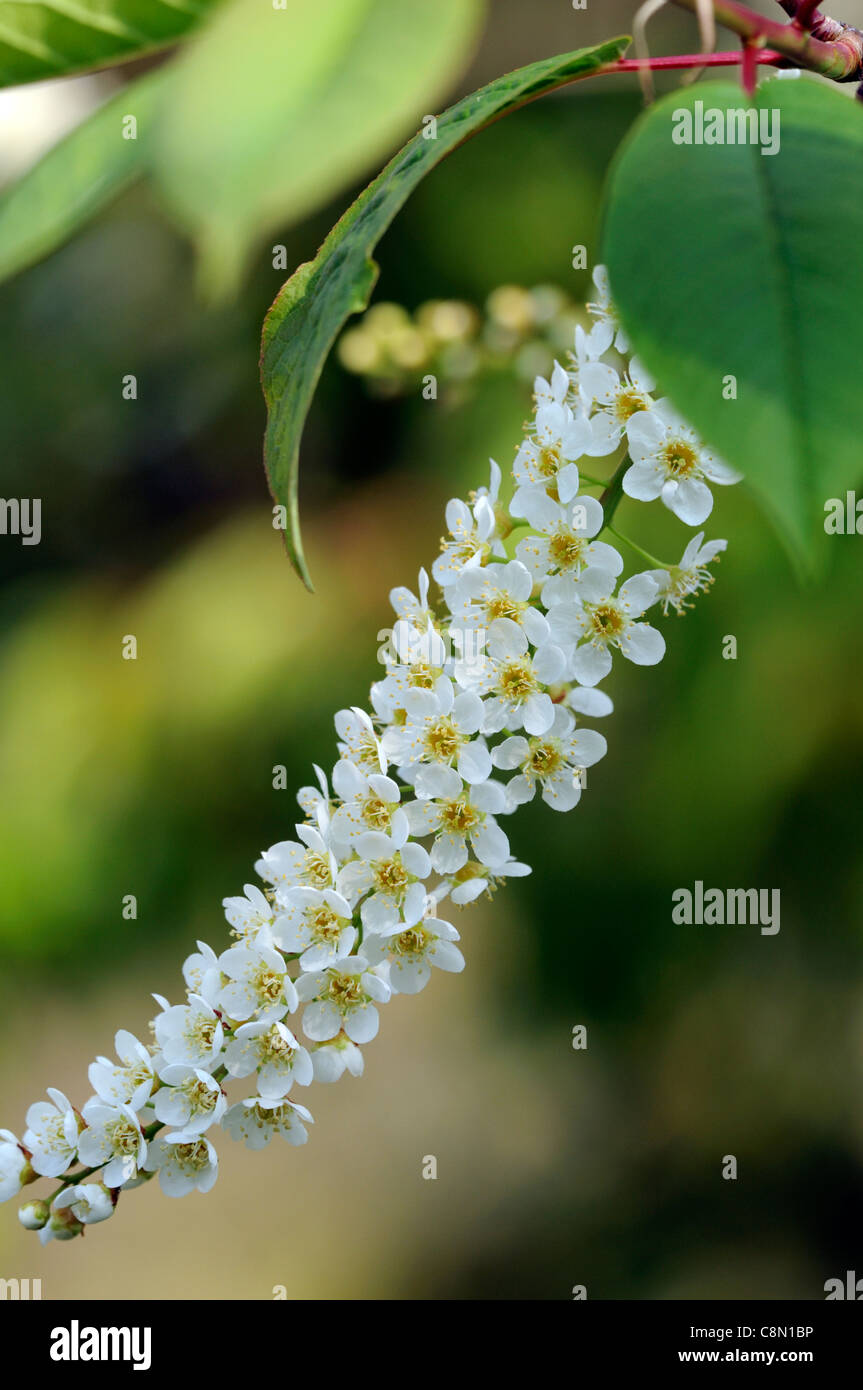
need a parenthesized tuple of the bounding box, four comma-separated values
(1, 267, 737, 1244)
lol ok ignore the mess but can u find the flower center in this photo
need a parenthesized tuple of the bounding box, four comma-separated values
(423, 715, 461, 763)
(407, 662, 437, 689)
(327, 973, 365, 1010)
(587, 602, 624, 641)
(260, 1024, 293, 1062)
(302, 850, 332, 888)
(108, 1119, 140, 1157)
(498, 657, 537, 703)
(528, 739, 563, 776)
(253, 965, 285, 1005)
(307, 904, 347, 943)
(615, 386, 649, 422)
(187, 1016, 217, 1050)
(360, 794, 392, 831)
(174, 1139, 210, 1170)
(438, 795, 481, 834)
(453, 860, 483, 884)
(484, 589, 522, 622)
(548, 528, 585, 570)
(182, 1078, 218, 1112)
(373, 855, 409, 896)
(390, 925, 432, 957)
(660, 438, 699, 478)
(537, 444, 561, 478)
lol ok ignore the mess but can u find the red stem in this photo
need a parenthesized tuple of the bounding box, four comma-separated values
(741, 40, 758, 93)
(611, 49, 782, 72)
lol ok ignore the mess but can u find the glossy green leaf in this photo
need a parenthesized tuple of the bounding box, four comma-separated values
(602, 78, 863, 573)
(260, 35, 631, 586)
(153, 0, 485, 297)
(0, 66, 168, 282)
(0, 0, 218, 86)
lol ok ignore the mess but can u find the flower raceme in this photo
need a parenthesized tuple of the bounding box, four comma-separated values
(1, 266, 739, 1243)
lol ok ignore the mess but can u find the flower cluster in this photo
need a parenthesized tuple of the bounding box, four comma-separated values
(1, 266, 738, 1243)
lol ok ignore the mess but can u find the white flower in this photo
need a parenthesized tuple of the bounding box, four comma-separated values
(154, 994, 224, 1070)
(0, 1130, 28, 1202)
(492, 705, 607, 812)
(381, 678, 490, 786)
(222, 1098, 313, 1150)
(153, 1066, 226, 1133)
(447, 854, 531, 905)
(534, 360, 570, 410)
(53, 1183, 113, 1226)
(455, 617, 565, 735)
(645, 532, 728, 615)
(88, 1030, 156, 1110)
(222, 885, 275, 945)
(432, 489, 501, 588)
(223, 1020, 313, 1098)
(514, 492, 621, 584)
(296, 763, 331, 823)
(310, 1035, 365, 1083)
(511, 401, 592, 511)
(547, 568, 665, 686)
(448, 558, 550, 646)
(403, 766, 511, 872)
(334, 705, 387, 775)
(255, 822, 338, 899)
(329, 762, 407, 851)
(389, 566, 435, 633)
(364, 917, 464, 994)
(337, 824, 430, 934)
(372, 620, 448, 723)
(78, 1100, 146, 1188)
(297, 958, 391, 1044)
(579, 356, 655, 449)
(23, 1089, 79, 1179)
(182, 940, 222, 1004)
(272, 887, 356, 969)
(218, 942, 298, 1022)
(564, 322, 604, 403)
(144, 1133, 218, 1197)
(625, 402, 741, 525)
(586, 263, 628, 355)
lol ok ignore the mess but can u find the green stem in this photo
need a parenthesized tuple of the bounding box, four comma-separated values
(598, 455, 631, 525)
(606, 525, 669, 569)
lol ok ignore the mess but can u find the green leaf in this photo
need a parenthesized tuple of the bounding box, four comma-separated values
(601, 78, 863, 573)
(0, 66, 167, 283)
(153, 0, 485, 298)
(0, 0, 219, 86)
(260, 35, 631, 587)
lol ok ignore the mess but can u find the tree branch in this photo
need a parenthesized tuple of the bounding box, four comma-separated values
(670, 0, 863, 82)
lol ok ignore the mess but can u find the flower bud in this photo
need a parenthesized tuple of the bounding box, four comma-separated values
(45, 1210, 83, 1241)
(18, 1199, 49, 1230)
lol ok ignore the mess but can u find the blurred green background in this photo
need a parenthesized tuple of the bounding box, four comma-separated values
(1, 0, 862, 1299)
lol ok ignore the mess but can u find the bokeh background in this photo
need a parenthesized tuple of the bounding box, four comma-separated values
(1, 0, 863, 1299)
